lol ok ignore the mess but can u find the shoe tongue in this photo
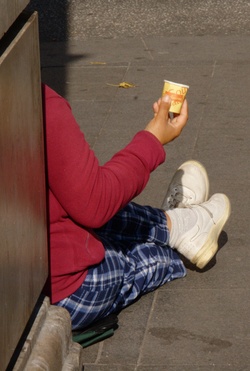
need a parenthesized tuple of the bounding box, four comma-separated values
(181, 185, 195, 198)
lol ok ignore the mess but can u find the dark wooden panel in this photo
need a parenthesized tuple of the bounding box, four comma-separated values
(0, 12, 48, 370)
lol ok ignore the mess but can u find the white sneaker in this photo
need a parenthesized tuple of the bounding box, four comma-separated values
(172, 193, 231, 269)
(162, 160, 209, 211)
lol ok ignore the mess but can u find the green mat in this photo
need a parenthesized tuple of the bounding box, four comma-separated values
(72, 314, 119, 348)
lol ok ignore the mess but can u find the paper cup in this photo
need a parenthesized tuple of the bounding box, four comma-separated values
(162, 80, 189, 113)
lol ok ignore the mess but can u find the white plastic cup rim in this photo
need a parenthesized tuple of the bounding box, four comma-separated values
(164, 80, 189, 89)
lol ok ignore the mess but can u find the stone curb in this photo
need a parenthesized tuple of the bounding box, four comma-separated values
(14, 297, 83, 370)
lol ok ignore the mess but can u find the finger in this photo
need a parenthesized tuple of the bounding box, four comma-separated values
(153, 101, 159, 115)
(173, 99, 189, 132)
(157, 94, 171, 120)
(179, 99, 188, 119)
(172, 99, 188, 119)
(153, 97, 163, 115)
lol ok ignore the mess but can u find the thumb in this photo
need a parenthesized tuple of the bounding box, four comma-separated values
(158, 94, 171, 119)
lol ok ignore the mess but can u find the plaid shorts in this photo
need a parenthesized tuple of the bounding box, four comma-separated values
(56, 202, 186, 330)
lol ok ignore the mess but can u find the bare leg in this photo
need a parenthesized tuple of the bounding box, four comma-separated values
(165, 212, 172, 231)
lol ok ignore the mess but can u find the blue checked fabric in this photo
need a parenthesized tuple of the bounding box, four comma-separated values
(56, 202, 186, 330)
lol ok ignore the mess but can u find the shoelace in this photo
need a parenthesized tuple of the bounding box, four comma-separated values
(168, 188, 192, 208)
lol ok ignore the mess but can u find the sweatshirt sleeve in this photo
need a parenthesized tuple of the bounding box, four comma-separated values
(44, 85, 166, 228)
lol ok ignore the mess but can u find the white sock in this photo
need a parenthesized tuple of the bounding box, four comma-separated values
(167, 207, 198, 248)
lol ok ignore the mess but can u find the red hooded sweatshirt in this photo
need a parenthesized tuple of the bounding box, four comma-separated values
(43, 84, 165, 303)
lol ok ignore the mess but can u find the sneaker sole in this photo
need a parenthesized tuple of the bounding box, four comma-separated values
(191, 194, 231, 269)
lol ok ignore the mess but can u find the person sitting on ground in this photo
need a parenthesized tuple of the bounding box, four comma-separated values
(42, 84, 231, 330)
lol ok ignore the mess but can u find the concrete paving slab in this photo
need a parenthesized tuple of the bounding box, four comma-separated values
(29, 0, 250, 41)
(137, 367, 238, 371)
(84, 366, 136, 371)
(82, 294, 155, 369)
(100, 294, 155, 364)
(140, 288, 250, 368)
(71, 100, 112, 148)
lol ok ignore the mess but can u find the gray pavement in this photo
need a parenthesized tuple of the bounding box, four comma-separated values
(32, 1, 250, 369)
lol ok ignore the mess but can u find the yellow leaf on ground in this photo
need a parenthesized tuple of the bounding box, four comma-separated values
(106, 82, 137, 88)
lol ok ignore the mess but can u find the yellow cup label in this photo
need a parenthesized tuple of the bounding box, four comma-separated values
(162, 80, 189, 113)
